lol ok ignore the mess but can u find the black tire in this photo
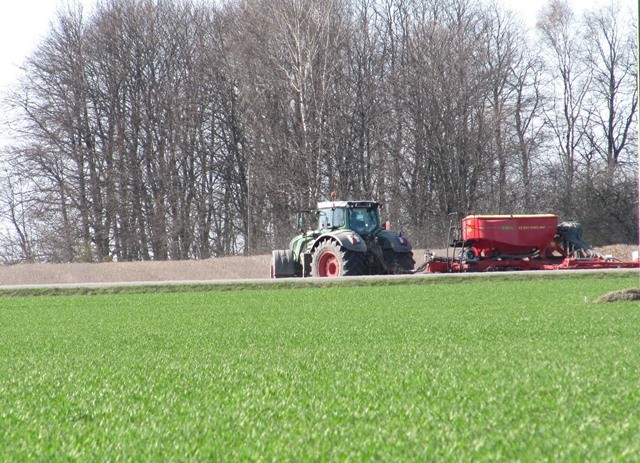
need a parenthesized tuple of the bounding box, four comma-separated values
(393, 252, 415, 274)
(270, 249, 296, 278)
(311, 242, 366, 277)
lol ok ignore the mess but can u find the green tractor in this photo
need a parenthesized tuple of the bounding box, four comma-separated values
(270, 200, 415, 278)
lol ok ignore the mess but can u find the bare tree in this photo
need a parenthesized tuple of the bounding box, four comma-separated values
(576, 2, 638, 242)
(537, 0, 592, 217)
(509, 46, 545, 211)
(0, 171, 36, 263)
(386, 0, 497, 235)
(481, 4, 521, 213)
(5, 0, 252, 261)
(233, 0, 351, 250)
(583, 2, 638, 185)
(8, 5, 90, 262)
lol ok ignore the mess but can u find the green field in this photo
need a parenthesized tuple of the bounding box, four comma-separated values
(1, 273, 639, 461)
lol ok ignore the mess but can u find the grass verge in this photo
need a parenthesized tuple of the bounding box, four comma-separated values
(0, 269, 637, 297)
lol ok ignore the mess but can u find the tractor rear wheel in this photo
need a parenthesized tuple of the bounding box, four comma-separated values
(311, 242, 365, 277)
(393, 252, 415, 273)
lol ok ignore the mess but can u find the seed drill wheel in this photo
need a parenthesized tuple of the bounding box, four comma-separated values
(270, 249, 296, 278)
(311, 241, 365, 277)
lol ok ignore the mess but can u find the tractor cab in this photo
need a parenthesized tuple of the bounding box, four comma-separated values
(316, 200, 381, 237)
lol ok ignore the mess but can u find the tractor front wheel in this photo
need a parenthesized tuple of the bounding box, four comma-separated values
(311, 242, 365, 277)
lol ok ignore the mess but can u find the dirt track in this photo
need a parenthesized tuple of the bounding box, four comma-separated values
(0, 245, 636, 286)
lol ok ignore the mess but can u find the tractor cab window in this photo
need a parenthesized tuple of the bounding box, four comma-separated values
(332, 208, 345, 228)
(349, 207, 379, 234)
(318, 208, 345, 230)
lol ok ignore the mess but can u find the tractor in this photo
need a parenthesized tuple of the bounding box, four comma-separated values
(270, 200, 415, 277)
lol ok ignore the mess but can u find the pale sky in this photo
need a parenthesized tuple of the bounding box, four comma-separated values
(0, 1, 96, 92)
(501, 0, 637, 28)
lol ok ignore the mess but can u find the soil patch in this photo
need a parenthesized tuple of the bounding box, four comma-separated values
(595, 288, 640, 303)
(0, 255, 271, 286)
(595, 244, 638, 262)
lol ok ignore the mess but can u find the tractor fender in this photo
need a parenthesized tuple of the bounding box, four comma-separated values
(376, 230, 413, 253)
(310, 230, 367, 254)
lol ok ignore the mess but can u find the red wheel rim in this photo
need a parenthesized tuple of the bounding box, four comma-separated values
(318, 252, 340, 277)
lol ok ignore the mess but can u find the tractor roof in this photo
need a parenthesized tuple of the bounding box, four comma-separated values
(316, 200, 380, 209)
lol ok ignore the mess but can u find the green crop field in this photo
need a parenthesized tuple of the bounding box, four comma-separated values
(1, 273, 639, 461)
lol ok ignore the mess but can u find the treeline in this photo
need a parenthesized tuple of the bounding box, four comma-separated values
(0, 0, 637, 263)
